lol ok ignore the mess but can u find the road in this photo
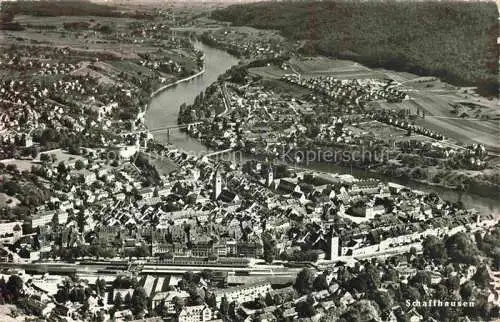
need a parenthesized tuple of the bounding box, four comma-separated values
(219, 82, 232, 117)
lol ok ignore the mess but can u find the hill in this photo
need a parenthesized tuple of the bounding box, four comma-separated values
(211, 0, 498, 96)
(0, 0, 152, 21)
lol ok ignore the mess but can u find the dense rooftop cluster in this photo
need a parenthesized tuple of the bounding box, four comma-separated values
(181, 66, 495, 197)
(0, 2, 498, 322)
(200, 28, 296, 60)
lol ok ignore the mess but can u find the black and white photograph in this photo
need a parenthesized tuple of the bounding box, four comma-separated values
(0, 0, 498, 321)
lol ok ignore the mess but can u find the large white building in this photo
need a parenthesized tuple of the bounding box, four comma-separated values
(215, 282, 272, 305)
(28, 211, 56, 229)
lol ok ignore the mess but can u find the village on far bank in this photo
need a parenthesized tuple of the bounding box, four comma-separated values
(0, 2, 499, 322)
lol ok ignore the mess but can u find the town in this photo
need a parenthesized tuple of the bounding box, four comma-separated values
(0, 1, 498, 322)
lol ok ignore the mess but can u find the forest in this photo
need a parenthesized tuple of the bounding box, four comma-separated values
(0, 1, 152, 21)
(212, 1, 498, 96)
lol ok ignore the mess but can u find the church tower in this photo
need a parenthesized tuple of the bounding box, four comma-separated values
(265, 165, 274, 187)
(212, 169, 222, 200)
(328, 234, 340, 260)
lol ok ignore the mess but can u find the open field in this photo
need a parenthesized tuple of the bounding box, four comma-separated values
(289, 56, 385, 79)
(416, 117, 500, 153)
(1, 15, 161, 59)
(107, 60, 157, 78)
(2, 31, 147, 59)
(285, 54, 500, 152)
(401, 89, 500, 152)
(248, 65, 288, 79)
(374, 99, 423, 114)
(32, 148, 88, 165)
(260, 79, 311, 98)
(375, 69, 421, 83)
(348, 120, 407, 138)
(349, 120, 432, 144)
(251, 52, 500, 153)
(71, 66, 116, 86)
(13, 14, 139, 27)
(150, 156, 179, 176)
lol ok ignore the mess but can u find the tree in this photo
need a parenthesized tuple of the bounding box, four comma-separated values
(472, 265, 490, 288)
(206, 293, 217, 308)
(173, 296, 184, 313)
(445, 275, 461, 291)
(296, 296, 316, 318)
(188, 286, 205, 306)
(438, 292, 463, 321)
(262, 231, 277, 264)
(124, 292, 132, 308)
(383, 267, 398, 282)
(435, 284, 448, 299)
(96, 278, 106, 297)
(57, 162, 67, 175)
(155, 299, 166, 316)
(6, 275, 23, 299)
(401, 284, 420, 302)
(265, 292, 274, 306)
(341, 300, 380, 322)
(409, 271, 431, 287)
(183, 271, 195, 284)
(445, 232, 479, 265)
(131, 287, 147, 316)
(56, 284, 70, 303)
(313, 273, 329, 291)
(364, 264, 381, 289)
(460, 281, 475, 301)
(201, 269, 213, 281)
(18, 247, 30, 259)
(75, 160, 85, 170)
(409, 246, 417, 257)
(228, 301, 237, 318)
(367, 230, 381, 244)
(77, 211, 86, 233)
(114, 293, 123, 307)
(422, 235, 447, 263)
(40, 153, 51, 163)
(6, 164, 17, 173)
(371, 290, 392, 312)
(294, 268, 315, 295)
(220, 295, 229, 316)
(134, 245, 150, 258)
(68, 144, 81, 155)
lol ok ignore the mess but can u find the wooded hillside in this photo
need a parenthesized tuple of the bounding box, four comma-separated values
(212, 1, 498, 96)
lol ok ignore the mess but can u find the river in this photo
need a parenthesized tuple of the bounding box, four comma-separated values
(146, 42, 500, 215)
(145, 42, 239, 153)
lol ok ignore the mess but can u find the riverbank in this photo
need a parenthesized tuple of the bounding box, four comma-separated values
(145, 42, 499, 213)
(144, 42, 239, 148)
(150, 67, 206, 98)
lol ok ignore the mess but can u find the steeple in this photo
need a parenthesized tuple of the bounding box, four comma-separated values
(265, 164, 274, 187)
(212, 167, 222, 200)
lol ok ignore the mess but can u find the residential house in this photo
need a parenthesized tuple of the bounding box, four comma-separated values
(177, 305, 215, 322)
(215, 282, 272, 305)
